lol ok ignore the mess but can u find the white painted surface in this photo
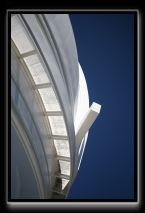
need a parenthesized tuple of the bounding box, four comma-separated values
(74, 63, 89, 133)
(76, 102, 101, 146)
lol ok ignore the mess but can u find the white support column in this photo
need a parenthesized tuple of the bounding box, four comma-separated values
(76, 102, 101, 145)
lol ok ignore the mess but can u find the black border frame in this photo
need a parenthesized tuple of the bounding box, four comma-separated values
(8, 9, 138, 202)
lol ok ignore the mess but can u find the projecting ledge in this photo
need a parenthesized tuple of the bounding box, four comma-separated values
(75, 102, 101, 145)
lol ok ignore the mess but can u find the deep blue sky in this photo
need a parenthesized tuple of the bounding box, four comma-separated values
(68, 13, 134, 199)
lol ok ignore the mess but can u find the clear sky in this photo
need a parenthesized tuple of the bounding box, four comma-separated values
(68, 13, 135, 199)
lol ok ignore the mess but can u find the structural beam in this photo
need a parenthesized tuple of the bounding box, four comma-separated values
(45, 111, 62, 116)
(76, 102, 101, 145)
(55, 173, 70, 180)
(52, 135, 68, 140)
(20, 50, 36, 58)
(35, 82, 51, 89)
(56, 155, 70, 162)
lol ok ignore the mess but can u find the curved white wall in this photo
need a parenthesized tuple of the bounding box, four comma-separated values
(11, 13, 101, 199)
